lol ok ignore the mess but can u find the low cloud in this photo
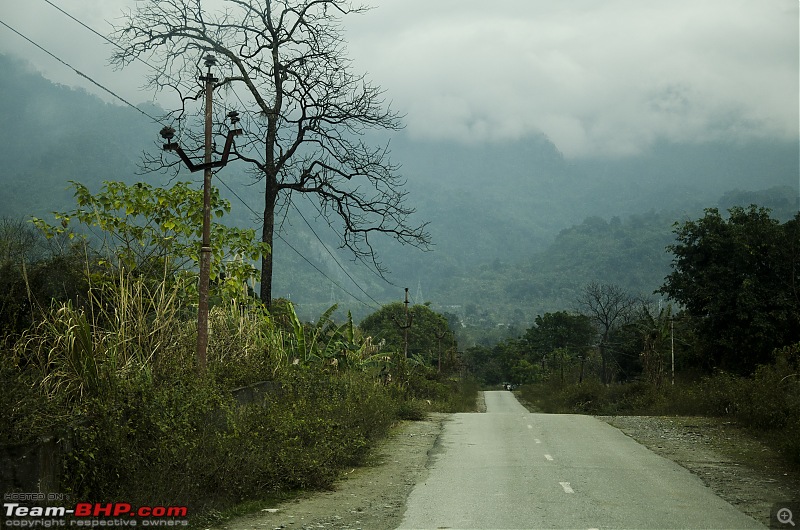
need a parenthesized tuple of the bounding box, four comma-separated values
(3, 0, 797, 159)
(346, 0, 799, 158)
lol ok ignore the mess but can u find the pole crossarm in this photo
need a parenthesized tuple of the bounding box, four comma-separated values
(156, 53, 241, 372)
(162, 129, 243, 172)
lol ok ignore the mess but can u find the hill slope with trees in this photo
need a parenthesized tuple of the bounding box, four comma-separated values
(1, 52, 797, 324)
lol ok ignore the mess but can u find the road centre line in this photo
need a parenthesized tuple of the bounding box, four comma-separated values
(534, 438, 541, 444)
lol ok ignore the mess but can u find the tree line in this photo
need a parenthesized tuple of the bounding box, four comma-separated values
(464, 205, 800, 386)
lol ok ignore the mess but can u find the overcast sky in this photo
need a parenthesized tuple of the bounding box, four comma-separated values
(1, 0, 797, 158)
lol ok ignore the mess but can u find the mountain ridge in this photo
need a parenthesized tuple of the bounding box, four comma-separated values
(1, 53, 796, 325)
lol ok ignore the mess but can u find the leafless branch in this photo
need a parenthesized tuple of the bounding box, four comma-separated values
(111, 0, 426, 303)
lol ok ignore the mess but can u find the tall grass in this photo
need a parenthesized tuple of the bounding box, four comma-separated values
(1, 270, 410, 521)
(13, 270, 195, 404)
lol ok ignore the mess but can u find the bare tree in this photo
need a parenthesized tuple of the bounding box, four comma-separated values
(110, 0, 430, 307)
(576, 282, 636, 384)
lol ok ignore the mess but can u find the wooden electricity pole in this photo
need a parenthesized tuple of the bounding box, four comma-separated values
(392, 288, 413, 358)
(159, 53, 241, 372)
(197, 56, 215, 372)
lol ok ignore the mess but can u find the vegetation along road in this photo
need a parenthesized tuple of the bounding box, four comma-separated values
(398, 391, 760, 529)
(223, 390, 780, 529)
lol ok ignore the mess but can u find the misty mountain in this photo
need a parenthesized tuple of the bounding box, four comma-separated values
(1, 53, 797, 326)
(0, 55, 158, 218)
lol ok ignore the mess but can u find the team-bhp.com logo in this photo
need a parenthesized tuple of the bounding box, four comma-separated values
(3, 501, 188, 527)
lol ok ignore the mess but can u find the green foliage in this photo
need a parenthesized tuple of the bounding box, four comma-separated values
(390, 364, 480, 418)
(0, 346, 52, 445)
(32, 180, 268, 299)
(205, 300, 284, 389)
(518, 343, 800, 464)
(359, 301, 456, 370)
(0, 218, 89, 338)
(2, 268, 479, 519)
(284, 302, 390, 372)
(660, 206, 800, 374)
(464, 339, 545, 386)
(523, 311, 596, 382)
(524, 312, 595, 356)
(518, 379, 659, 415)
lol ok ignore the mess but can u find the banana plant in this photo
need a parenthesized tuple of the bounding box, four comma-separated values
(287, 303, 340, 363)
(287, 304, 380, 369)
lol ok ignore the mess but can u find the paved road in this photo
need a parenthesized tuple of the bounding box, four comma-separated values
(398, 391, 762, 529)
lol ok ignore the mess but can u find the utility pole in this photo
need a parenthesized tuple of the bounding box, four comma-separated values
(403, 287, 411, 358)
(435, 327, 448, 373)
(159, 53, 242, 372)
(197, 55, 215, 373)
(393, 288, 413, 358)
(671, 317, 675, 386)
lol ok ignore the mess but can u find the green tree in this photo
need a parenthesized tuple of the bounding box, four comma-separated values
(33, 181, 267, 300)
(523, 311, 596, 383)
(659, 206, 800, 374)
(462, 345, 498, 384)
(359, 302, 453, 367)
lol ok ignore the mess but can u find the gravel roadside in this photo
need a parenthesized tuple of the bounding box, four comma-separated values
(213, 392, 796, 529)
(213, 414, 448, 530)
(598, 415, 799, 528)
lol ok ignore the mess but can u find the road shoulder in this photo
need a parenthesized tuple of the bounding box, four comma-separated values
(214, 413, 447, 530)
(599, 415, 799, 528)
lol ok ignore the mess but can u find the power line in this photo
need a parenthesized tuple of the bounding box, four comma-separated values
(26, 1, 388, 311)
(303, 196, 398, 287)
(0, 17, 165, 125)
(42, 0, 134, 58)
(292, 199, 384, 307)
(40, 0, 250, 123)
(214, 174, 380, 310)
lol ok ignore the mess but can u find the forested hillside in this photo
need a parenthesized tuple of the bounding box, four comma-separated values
(1, 53, 797, 325)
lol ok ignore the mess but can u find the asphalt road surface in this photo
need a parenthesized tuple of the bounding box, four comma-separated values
(398, 391, 763, 529)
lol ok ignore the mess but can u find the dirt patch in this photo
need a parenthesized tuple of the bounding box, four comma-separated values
(213, 414, 448, 530)
(598, 415, 800, 528)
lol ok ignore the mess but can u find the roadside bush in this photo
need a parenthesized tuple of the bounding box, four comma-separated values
(60, 364, 399, 512)
(698, 371, 746, 416)
(518, 343, 800, 466)
(737, 344, 800, 429)
(606, 381, 660, 414)
(395, 398, 428, 420)
(0, 345, 54, 446)
(62, 371, 227, 505)
(442, 377, 481, 413)
(558, 379, 607, 413)
(391, 361, 480, 416)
